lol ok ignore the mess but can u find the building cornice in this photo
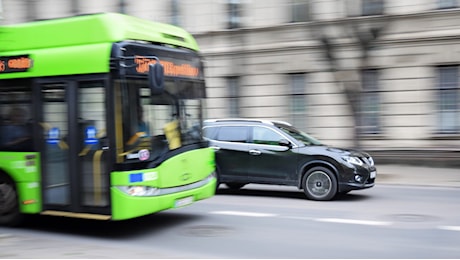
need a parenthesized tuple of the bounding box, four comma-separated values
(194, 8, 460, 37)
(196, 8, 460, 57)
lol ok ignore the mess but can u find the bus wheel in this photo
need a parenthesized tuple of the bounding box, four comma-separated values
(0, 177, 22, 226)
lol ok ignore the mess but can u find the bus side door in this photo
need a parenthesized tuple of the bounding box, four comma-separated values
(39, 78, 110, 214)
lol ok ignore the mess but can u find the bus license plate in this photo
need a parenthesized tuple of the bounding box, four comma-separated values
(370, 171, 376, 179)
(175, 196, 194, 208)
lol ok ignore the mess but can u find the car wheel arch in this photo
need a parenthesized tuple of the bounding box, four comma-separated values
(297, 160, 339, 189)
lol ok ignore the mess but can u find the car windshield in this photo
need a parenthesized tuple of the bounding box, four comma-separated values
(275, 123, 322, 146)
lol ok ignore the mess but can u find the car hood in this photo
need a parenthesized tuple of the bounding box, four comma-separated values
(297, 145, 371, 158)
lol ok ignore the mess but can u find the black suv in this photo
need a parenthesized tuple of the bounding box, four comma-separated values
(203, 118, 376, 201)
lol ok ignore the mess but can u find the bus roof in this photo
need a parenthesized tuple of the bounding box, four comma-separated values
(0, 13, 199, 52)
(0, 13, 200, 79)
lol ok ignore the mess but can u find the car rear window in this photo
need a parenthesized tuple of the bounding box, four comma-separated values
(216, 126, 248, 142)
(203, 126, 219, 139)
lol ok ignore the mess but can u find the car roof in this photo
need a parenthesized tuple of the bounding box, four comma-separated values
(204, 118, 292, 127)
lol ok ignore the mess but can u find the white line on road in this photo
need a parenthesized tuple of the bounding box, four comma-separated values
(211, 211, 278, 217)
(283, 216, 315, 221)
(438, 226, 460, 232)
(211, 211, 460, 230)
(314, 218, 392, 226)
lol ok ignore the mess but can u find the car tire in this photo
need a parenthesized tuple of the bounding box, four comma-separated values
(225, 183, 246, 190)
(214, 166, 221, 193)
(302, 166, 337, 201)
(0, 176, 23, 226)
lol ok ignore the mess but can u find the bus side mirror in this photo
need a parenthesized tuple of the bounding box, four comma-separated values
(149, 63, 164, 95)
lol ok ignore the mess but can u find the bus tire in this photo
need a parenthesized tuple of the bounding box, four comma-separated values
(0, 176, 23, 226)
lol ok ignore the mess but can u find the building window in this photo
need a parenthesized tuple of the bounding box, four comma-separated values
(171, 0, 180, 26)
(119, 0, 126, 14)
(360, 69, 380, 134)
(228, 77, 240, 117)
(291, 0, 310, 23)
(438, 0, 457, 9)
(438, 66, 459, 134)
(26, 0, 37, 21)
(227, 0, 242, 29)
(289, 74, 307, 130)
(362, 0, 384, 16)
(70, 0, 79, 15)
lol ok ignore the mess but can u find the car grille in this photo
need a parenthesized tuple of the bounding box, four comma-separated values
(366, 177, 375, 184)
(360, 156, 374, 166)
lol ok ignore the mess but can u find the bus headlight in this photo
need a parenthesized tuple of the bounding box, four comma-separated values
(116, 186, 160, 196)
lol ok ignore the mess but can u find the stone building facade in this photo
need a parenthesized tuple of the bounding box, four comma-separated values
(2, 0, 460, 164)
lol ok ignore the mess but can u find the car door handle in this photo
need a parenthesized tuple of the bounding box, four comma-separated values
(210, 146, 220, 151)
(249, 149, 261, 155)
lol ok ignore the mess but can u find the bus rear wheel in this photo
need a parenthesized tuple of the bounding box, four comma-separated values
(0, 177, 22, 226)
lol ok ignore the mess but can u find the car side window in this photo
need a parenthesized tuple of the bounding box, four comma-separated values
(216, 126, 248, 143)
(252, 126, 284, 146)
(203, 126, 219, 139)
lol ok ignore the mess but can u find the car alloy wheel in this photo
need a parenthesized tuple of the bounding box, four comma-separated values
(302, 166, 337, 201)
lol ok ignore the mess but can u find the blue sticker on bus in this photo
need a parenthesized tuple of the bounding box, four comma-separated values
(129, 173, 143, 183)
(47, 127, 60, 144)
(85, 126, 99, 145)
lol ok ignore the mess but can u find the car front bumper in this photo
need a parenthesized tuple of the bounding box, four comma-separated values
(338, 166, 376, 193)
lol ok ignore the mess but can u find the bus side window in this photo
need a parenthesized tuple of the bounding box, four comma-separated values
(1, 107, 32, 151)
(0, 115, 6, 149)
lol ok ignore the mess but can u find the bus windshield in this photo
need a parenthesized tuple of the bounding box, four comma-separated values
(118, 78, 205, 165)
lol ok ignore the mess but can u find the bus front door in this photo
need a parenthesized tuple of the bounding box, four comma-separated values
(40, 79, 109, 215)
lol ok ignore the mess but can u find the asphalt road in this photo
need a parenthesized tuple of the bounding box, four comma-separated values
(1, 183, 460, 259)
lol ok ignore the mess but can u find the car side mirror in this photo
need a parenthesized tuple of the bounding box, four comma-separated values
(278, 139, 292, 148)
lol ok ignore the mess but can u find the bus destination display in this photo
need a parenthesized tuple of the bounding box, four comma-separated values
(0, 55, 33, 73)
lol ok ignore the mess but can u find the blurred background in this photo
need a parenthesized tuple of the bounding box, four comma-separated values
(1, 0, 460, 167)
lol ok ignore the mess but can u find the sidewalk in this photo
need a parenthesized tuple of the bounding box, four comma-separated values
(376, 164, 460, 188)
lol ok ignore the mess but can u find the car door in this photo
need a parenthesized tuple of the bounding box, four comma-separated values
(207, 125, 250, 183)
(246, 126, 298, 185)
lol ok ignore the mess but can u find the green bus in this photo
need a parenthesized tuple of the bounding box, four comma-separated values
(0, 13, 216, 226)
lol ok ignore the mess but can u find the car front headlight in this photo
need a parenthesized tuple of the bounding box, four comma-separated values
(368, 157, 374, 166)
(342, 156, 363, 166)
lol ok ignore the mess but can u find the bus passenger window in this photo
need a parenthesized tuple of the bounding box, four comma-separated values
(0, 107, 32, 151)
